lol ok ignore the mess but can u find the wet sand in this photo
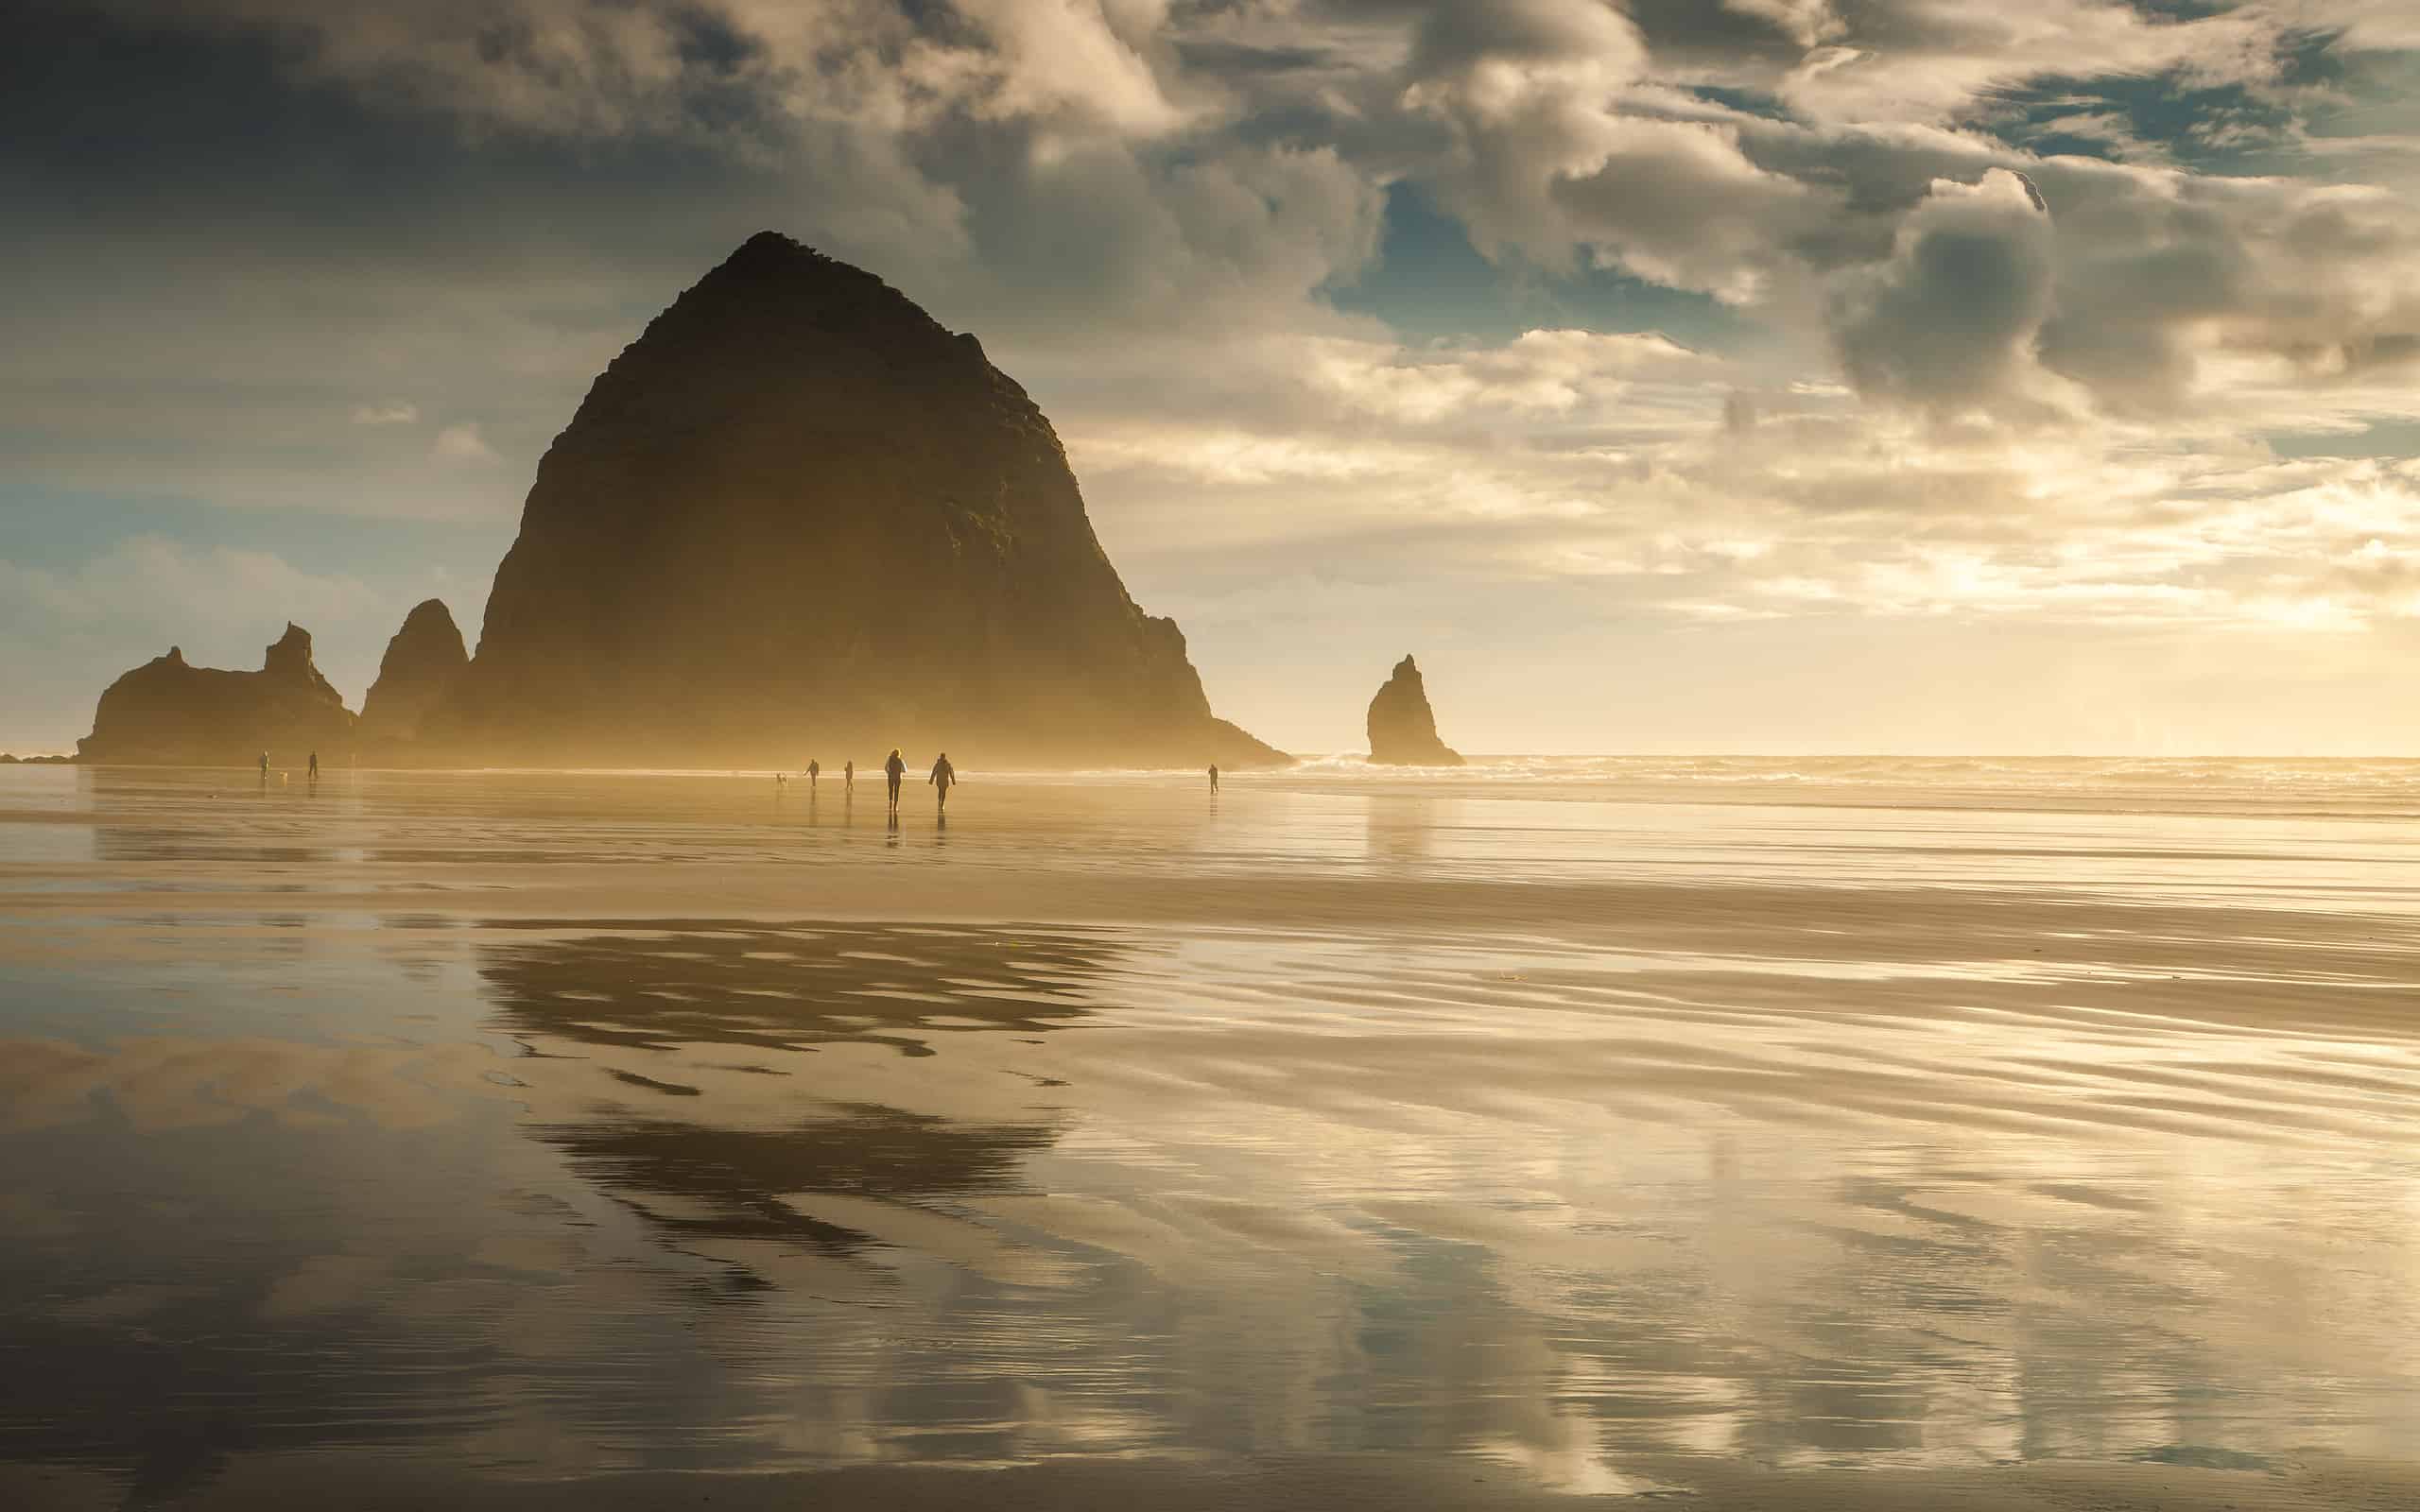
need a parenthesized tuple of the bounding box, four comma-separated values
(7, 1451, 2420, 1511)
(1, 762, 2416, 1506)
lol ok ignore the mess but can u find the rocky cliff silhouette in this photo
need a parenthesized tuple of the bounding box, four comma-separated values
(431, 231, 1283, 768)
(358, 599, 469, 749)
(1366, 655, 1463, 765)
(77, 625, 356, 767)
(72, 233, 1288, 770)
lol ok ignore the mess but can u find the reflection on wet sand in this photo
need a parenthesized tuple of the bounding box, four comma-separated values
(481, 921, 1112, 1054)
(480, 923, 1109, 1270)
(4, 906, 2420, 1502)
(1363, 795, 1438, 867)
(6, 765, 2420, 1507)
(545, 1106, 1055, 1264)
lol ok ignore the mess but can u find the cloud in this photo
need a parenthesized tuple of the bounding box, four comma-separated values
(950, 0, 1189, 136)
(1555, 117, 1832, 304)
(1826, 167, 2066, 417)
(351, 402, 420, 425)
(2327, 534, 2420, 613)
(432, 422, 500, 463)
(1768, 3, 2285, 126)
(1299, 328, 1715, 423)
(0, 536, 378, 644)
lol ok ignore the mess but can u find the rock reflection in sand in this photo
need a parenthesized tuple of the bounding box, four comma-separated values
(479, 920, 1111, 1056)
(479, 922, 1094, 1265)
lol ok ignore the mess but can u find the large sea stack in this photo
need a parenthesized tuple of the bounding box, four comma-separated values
(358, 599, 470, 749)
(436, 232, 1284, 768)
(1366, 654, 1463, 765)
(77, 625, 357, 766)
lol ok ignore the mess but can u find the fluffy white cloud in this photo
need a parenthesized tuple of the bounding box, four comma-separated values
(950, 0, 1188, 135)
(432, 422, 500, 464)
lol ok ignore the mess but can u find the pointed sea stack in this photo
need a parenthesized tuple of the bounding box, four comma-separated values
(435, 232, 1285, 768)
(1366, 655, 1463, 765)
(360, 599, 470, 750)
(77, 625, 357, 766)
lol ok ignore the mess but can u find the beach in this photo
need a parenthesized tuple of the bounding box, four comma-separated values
(2, 759, 2416, 1507)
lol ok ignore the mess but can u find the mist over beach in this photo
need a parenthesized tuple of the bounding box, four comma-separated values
(9, 2, 2420, 1509)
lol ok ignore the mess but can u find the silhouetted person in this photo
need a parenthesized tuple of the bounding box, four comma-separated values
(929, 752, 957, 812)
(884, 748, 906, 810)
(258, 751, 269, 781)
(807, 758, 820, 791)
(844, 760, 855, 795)
(1208, 764, 1219, 791)
(307, 751, 319, 781)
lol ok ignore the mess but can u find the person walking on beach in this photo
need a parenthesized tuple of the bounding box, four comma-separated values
(807, 758, 820, 791)
(258, 751, 269, 781)
(307, 751, 319, 782)
(884, 748, 907, 810)
(844, 760, 855, 796)
(929, 751, 958, 813)
(1208, 764, 1219, 791)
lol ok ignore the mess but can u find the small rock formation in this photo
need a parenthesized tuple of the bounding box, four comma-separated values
(432, 231, 1285, 768)
(359, 599, 470, 749)
(77, 625, 358, 767)
(1366, 654, 1463, 765)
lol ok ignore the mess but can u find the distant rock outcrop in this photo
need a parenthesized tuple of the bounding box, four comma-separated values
(359, 599, 470, 748)
(432, 231, 1285, 768)
(1366, 655, 1463, 765)
(77, 625, 357, 767)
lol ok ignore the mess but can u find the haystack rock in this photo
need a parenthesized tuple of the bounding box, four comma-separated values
(437, 231, 1286, 768)
(77, 624, 357, 766)
(1366, 655, 1463, 765)
(359, 599, 470, 748)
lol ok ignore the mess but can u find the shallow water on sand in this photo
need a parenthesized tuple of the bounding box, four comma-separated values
(1, 762, 2416, 1501)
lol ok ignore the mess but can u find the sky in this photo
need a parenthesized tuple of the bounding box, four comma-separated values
(6, 0, 2420, 756)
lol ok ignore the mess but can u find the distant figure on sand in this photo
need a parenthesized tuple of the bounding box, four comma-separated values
(884, 749, 906, 810)
(930, 752, 957, 812)
(258, 751, 268, 780)
(807, 758, 820, 790)
(1208, 764, 1219, 791)
(844, 760, 855, 795)
(307, 751, 319, 781)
